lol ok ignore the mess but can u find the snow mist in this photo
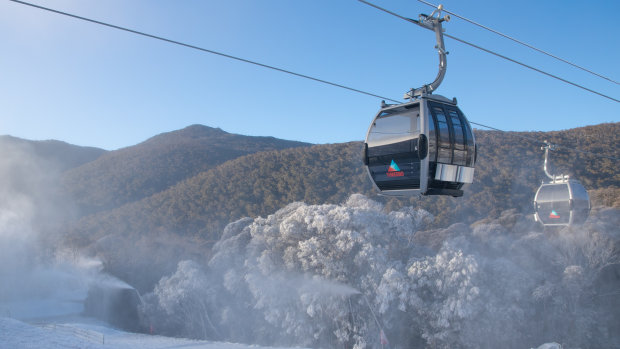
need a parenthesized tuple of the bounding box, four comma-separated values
(0, 139, 132, 322)
(0, 139, 65, 309)
(140, 194, 620, 349)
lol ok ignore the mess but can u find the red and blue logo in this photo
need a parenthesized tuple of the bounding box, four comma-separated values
(549, 210, 560, 219)
(387, 160, 404, 177)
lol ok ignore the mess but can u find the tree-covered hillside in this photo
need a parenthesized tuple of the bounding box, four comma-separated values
(68, 123, 620, 248)
(62, 125, 309, 215)
(68, 142, 373, 244)
(0, 135, 106, 172)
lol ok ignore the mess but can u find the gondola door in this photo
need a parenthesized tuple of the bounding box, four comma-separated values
(365, 101, 424, 196)
(534, 183, 572, 226)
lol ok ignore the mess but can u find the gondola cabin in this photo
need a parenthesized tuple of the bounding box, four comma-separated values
(363, 94, 476, 197)
(534, 177, 590, 226)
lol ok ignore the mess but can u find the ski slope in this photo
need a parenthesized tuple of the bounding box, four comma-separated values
(0, 316, 304, 349)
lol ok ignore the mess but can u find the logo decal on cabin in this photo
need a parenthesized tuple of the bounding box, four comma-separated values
(549, 210, 560, 219)
(387, 160, 404, 177)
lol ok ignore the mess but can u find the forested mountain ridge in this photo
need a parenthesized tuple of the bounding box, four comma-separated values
(66, 142, 373, 290)
(4, 123, 617, 292)
(68, 122, 620, 248)
(67, 142, 372, 244)
(61, 125, 310, 215)
(0, 135, 106, 172)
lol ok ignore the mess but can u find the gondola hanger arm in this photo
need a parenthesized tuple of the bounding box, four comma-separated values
(405, 4, 451, 99)
(542, 141, 568, 182)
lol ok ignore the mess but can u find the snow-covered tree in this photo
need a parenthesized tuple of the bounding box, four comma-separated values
(142, 196, 620, 349)
(141, 260, 220, 339)
(206, 194, 434, 347)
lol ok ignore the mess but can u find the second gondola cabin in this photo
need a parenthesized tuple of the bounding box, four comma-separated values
(363, 94, 476, 197)
(534, 178, 590, 226)
(532, 142, 591, 227)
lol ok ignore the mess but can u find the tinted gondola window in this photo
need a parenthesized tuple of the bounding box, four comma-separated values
(537, 201, 571, 225)
(447, 109, 466, 166)
(536, 184, 572, 225)
(568, 181, 590, 223)
(448, 110, 464, 145)
(367, 107, 419, 148)
(432, 106, 452, 164)
(366, 104, 423, 192)
(538, 184, 571, 202)
(367, 139, 412, 157)
(463, 119, 475, 166)
(427, 112, 437, 162)
(569, 182, 589, 202)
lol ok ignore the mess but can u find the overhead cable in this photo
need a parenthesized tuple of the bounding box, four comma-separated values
(358, 0, 619, 103)
(9, 0, 619, 162)
(7, 0, 400, 104)
(417, 0, 619, 85)
(444, 34, 619, 103)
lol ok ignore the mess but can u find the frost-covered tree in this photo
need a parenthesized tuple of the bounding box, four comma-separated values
(375, 208, 620, 348)
(141, 260, 220, 339)
(376, 242, 481, 348)
(206, 194, 434, 348)
(142, 196, 620, 349)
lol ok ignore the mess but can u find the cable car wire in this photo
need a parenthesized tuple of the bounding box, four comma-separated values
(7, 0, 400, 105)
(444, 35, 619, 103)
(417, 0, 619, 86)
(9, 0, 620, 162)
(358, 0, 619, 104)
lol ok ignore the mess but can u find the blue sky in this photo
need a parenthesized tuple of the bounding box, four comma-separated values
(1, 0, 618, 150)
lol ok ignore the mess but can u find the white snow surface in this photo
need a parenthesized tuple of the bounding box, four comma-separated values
(0, 316, 306, 349)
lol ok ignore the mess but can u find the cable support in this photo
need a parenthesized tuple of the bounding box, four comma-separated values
(8, 0, 400, 105)
(10, 0, 619, 162)
(417, 0, 619, 85)
(358, 0, 619, 103)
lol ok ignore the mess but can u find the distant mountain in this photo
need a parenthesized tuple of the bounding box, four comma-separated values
(5, 123, 618, 298)
(69, 142, 372, 242)
(0, 135, 106, 172)
(60, 122, 619, 292)
(61, 125, 310, 215)
(69, 123, 620, 243)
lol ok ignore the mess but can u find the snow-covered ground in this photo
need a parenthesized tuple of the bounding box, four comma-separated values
(0, 297, 303, 349)
(0, 316, 303, 349)
(0, 315, 564, 349)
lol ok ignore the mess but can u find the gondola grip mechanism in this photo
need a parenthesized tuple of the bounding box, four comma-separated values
(542, 141, 556, 181)
(405, 5, 450, 100)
